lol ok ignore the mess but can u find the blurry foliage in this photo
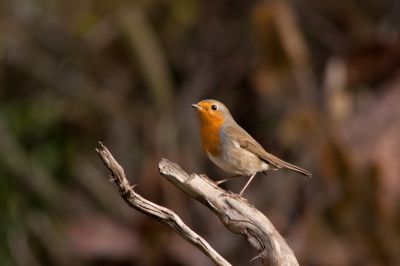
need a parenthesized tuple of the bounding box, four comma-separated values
(1, 0, 400, 265)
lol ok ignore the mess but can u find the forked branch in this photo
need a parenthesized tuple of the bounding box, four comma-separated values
(96, 142, 299, 266)
(96, 142, 230, 266)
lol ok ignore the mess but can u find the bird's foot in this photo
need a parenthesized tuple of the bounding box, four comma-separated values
(233, 193, 247, 201)
(220, 190, 235, 197)
(214, 180, 223, 186)
(220, 191, 247, 201)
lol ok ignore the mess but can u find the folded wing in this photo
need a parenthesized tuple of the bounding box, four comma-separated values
(225, 125, 312, 177)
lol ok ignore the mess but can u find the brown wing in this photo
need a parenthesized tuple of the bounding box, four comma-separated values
(225, 124, 312, 177)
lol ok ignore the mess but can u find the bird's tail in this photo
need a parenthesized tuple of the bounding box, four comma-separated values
(270, 155, 312, 177)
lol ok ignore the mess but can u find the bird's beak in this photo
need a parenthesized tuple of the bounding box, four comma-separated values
(191, 104, 202, 110)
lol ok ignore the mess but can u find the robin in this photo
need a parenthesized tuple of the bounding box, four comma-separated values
(192, 99, 312, 196)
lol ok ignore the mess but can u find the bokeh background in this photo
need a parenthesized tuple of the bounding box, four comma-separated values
(1, 0, 400, 265)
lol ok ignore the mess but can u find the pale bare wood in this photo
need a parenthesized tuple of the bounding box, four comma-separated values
(159, 159, 299, 266)
(96, 142, 231, 266)
(96, 142, 299, 266)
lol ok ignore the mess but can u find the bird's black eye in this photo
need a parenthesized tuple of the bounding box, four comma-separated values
(211, 105, 217, 110)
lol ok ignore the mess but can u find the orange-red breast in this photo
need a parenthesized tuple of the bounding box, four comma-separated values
(192, 99, 312, 196)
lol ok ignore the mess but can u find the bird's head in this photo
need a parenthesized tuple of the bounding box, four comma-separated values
(192, 100, 232, 127)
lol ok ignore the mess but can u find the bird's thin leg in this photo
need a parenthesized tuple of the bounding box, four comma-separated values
(215, 174, 242, 185)
(239, 173, 256, 197)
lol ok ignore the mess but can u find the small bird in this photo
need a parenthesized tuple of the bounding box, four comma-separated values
(192, 99, 311, 197)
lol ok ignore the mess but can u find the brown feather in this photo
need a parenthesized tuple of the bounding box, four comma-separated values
(225, 125, 312, 177)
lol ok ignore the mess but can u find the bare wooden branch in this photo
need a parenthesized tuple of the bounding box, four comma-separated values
(159, 159, 299, 266)
(95, 142, 231, 266)
(96, 142, 299, 265)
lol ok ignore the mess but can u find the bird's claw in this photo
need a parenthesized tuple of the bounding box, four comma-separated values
(220, 191, 246, 201)
(233, 194, 247, 201)
(220, 190, 234, 197)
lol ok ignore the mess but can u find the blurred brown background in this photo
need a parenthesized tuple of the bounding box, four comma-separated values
(1, 0, 400, 265)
